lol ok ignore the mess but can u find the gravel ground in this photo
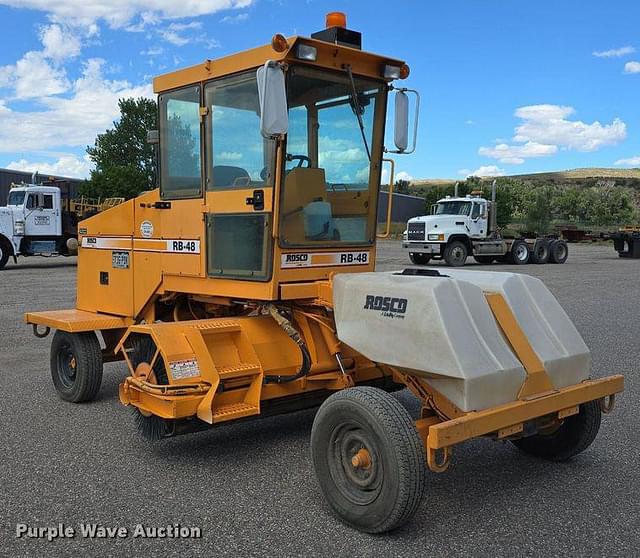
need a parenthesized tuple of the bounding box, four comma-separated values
(1, 242, 638, 557)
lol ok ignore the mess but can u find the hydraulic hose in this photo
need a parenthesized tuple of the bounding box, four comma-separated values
(263, 304, 312, 384)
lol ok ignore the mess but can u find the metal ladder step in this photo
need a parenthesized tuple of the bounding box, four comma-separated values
(212, 402, 260, 422)
(217, 362, 262, 379)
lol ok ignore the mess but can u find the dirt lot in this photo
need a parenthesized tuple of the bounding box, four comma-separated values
(1, 242, 638, 557)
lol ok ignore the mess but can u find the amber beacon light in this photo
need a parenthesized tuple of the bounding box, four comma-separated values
(326, 11, 347, 28)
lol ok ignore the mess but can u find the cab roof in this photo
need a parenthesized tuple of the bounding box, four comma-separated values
(153, 35, 405, 94)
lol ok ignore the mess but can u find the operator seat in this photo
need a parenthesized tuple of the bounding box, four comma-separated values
(281, 167, 338, 244)
(212, 165, 251, 188)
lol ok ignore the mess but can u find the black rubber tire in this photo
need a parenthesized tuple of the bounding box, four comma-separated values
(530, 239, 550, 264)
(549, 239, 569, 264)
(474, 255, 495, 264)
(507, 239, 530, 265)
(311, 387, 426, 533)
(443, 240, 468, 267)
(50, 330, 103, 403)
(511, 400, 601, 461)
(409, 253, 431, 265)
(0, 238, 10, 269)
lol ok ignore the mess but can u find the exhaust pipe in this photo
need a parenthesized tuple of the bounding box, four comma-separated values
(454, 181, 459, 197)
(489, 180, 497, 234)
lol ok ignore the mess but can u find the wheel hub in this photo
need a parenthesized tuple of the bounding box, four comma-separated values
(329, 425, 382, 505)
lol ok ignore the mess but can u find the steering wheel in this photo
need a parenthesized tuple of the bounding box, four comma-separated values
(286, 154, 311, 168)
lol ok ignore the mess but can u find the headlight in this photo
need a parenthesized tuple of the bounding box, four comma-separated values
(296, 44, 317, 61)
(14, 220, 24, 235)
(428, 233, 444, 241)
(402, 230, 408, 241)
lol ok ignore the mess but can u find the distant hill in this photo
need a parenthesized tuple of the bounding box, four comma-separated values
(409, 168, 640, 190)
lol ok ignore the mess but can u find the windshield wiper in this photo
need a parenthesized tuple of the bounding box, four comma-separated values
(344, 65, 371, 162)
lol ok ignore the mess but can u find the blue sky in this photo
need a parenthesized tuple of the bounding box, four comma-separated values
(0, 0, 638, 181)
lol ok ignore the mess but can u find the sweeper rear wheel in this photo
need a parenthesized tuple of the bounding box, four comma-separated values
(511, 400, 601, 461)
(310, 387, 426, 533)
(50, 330, 103, 403)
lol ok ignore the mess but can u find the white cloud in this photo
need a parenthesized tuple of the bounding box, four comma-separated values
(7, 153, 93, 178)
(0, 51, 70, 99)
(40, 24, 81, 62)
(0, 1, 254, 28)
(513, 104, 626, 152)
(479, 141, 557, 164)
(468, 165, 505, 177)
(221, 13, 248, 23)
(593, 46, 635, 58)
(615, 156, 640, 167)
(624, 61, 640, 74)
(380, 168, 412, 184)
(218, 151, 242, 161)
(479, 104, 627, 165)
(0, 58, 152, 153)
(158, 21, 220, 47)
(141, 46, 164, 56)
(465, 119, 475, 126)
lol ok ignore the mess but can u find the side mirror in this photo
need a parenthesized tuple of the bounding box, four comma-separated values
(257, 61, 288, 139)
(394, 91, 409, 152)
(147, 130, 159, 145)
(387, 88, 420, 155)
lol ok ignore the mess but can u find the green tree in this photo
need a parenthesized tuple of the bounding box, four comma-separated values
(83, 97, 157, 199)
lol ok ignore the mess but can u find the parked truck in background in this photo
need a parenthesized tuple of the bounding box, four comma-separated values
(0, 176, 123, 269)
(402, 181, 569, 267)
(611, 226, 640, 258)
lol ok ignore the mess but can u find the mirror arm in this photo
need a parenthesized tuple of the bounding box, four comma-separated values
(385, 87, 420, 155)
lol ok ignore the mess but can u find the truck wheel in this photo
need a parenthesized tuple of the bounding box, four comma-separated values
(50, 330, 103, 403)
(549, 239, 568, 264)
(444, 241, 468, 267)
(508, 239, 530, 264)
(0, 239, 11, 269)
(474, 256, 495, 264)
(511, 400, 601, 461)
(311, 387, 426, 533)
(409, 253, 431, 265)
(530, 239, 550, 264)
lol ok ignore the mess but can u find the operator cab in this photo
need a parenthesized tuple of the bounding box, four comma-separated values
(151, 12, 415, 291)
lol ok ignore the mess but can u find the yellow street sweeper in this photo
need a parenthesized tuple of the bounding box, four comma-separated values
(26, 12, 623, 533)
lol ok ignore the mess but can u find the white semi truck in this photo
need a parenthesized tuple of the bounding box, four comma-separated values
(402, 182, 569, 267)
(0, 179, 122, 269)
(0, 182, 78, 269)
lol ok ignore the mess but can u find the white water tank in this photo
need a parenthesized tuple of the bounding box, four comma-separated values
(332, 270, 590, 412)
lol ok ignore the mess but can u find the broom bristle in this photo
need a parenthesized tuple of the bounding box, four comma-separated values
(132, 408, 168, 442)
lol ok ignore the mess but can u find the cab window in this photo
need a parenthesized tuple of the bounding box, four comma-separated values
(281, 66, 386, 247)
(205, 72, 275, 190)
(26, 194, 38, 209)
(159, 85, 202, 199)
(43, 194, 54, 209)
(471, 203, 480, 219)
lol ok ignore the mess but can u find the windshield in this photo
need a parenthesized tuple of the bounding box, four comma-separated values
(7, 191, 26, 206)
(280, 66, 386, 246)
(436, 201, 472, 216)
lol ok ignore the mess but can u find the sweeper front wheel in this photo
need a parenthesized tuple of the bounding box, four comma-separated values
(310, 387, 426, 533)
(511, 400, 602, 461)
(50, 330, 103, 403)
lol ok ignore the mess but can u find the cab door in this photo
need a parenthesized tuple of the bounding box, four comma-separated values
(468, 201, 488, 238)
(203, 71, 275, 281)
(24, 192, 58, 236)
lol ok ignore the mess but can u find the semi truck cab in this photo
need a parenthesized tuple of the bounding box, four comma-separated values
(0, 183, 72, 269)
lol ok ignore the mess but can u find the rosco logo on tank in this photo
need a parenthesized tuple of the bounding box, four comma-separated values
(363, 295, 408, 319)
